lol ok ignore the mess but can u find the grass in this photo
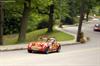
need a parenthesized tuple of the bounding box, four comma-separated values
(3, 28, 74, 45)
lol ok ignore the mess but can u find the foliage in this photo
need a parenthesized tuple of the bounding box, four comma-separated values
(3, 0, 100, 34)
(61, 16, 73, 25)
(37, 19, 48, 29)
(4, 1, 23, 34)
(93, 6, 100, 16)
(3, 0, 53, 34)
(67, 0, 79, 17)
(2, 0, 100, 44)
(54, 0, 69, 19)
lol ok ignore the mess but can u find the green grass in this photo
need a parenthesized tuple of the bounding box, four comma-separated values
(3, 28, 74, 45)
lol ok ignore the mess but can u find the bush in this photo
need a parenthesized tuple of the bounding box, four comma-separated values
(61, 16, 74, 25)
(80, 38, 86, 43)
(37, 20, 49, 29)
(73, 17, 79, 24)
(79, 32, 90, 43)
(4, 18, 20, 35)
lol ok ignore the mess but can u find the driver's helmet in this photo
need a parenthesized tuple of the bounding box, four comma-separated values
(50, 37, 55, 40)
(47, 38, 55, 43)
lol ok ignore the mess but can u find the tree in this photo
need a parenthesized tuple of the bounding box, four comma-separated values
(18, 0, 31, 42)
(0, 1, 4, 45)
(57, 0, 68, 27)
(84, 0, 96, 21)
(47, 2, 54, 33)
(67, 0, 78, 17)
(35, 0, 55, 33)
(76, 0, 85, 42)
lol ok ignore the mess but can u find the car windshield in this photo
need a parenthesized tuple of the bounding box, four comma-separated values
(38, 37, 56, 42)
(47, 38, 56, 42)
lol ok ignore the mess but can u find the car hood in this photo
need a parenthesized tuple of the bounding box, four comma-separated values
(32, 41, 48, 46)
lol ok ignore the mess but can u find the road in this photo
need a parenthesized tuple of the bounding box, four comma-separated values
(0, 19, 100, 66)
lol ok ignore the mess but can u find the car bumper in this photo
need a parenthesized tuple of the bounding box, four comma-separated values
(94, 29, 100, 31)
(27, 46, 46, 52)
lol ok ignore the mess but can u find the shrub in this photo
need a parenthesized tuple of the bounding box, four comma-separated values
(79, 32, 84, 39)
(80, 38, 86, 43)
(37, 20, 49, 29)
(4, 18, 20, 35)
(79, 32, 90, 43)
(61, 16, 75, 25)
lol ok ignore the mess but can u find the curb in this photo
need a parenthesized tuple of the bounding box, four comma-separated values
(0, 48, 26, 52)
(0, 42, 81, 52)
(61, 42, 80, 46)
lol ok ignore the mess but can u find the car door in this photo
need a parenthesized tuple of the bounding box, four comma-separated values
(51, 42, 58, 51)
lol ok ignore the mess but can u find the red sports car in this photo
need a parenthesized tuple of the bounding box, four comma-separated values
(27, 38, 61, 54)
(94, 24, 100, 31)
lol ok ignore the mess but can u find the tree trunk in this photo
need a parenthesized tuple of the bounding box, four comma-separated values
(86, 11, 89, 21)
(47, 4, 54, 33)
(59, 0, 63, 28)
(18, 0, 31, 42)
(76, 1, 85, 42)
(0, 2, 4, 45)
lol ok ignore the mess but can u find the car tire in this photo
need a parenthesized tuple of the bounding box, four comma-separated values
(44, 47, 49, 54)
(56, 45, 61, 52)
(27, 49, 32, 53)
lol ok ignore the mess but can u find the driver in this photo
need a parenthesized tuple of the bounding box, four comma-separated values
(47, 38, 56, 46)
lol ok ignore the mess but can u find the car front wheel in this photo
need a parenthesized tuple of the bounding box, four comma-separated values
(56, 45, 61, 52)
(44, 47, 49, 54)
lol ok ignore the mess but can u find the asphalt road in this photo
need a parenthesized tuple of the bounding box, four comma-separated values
(0, 18, 100, 66)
